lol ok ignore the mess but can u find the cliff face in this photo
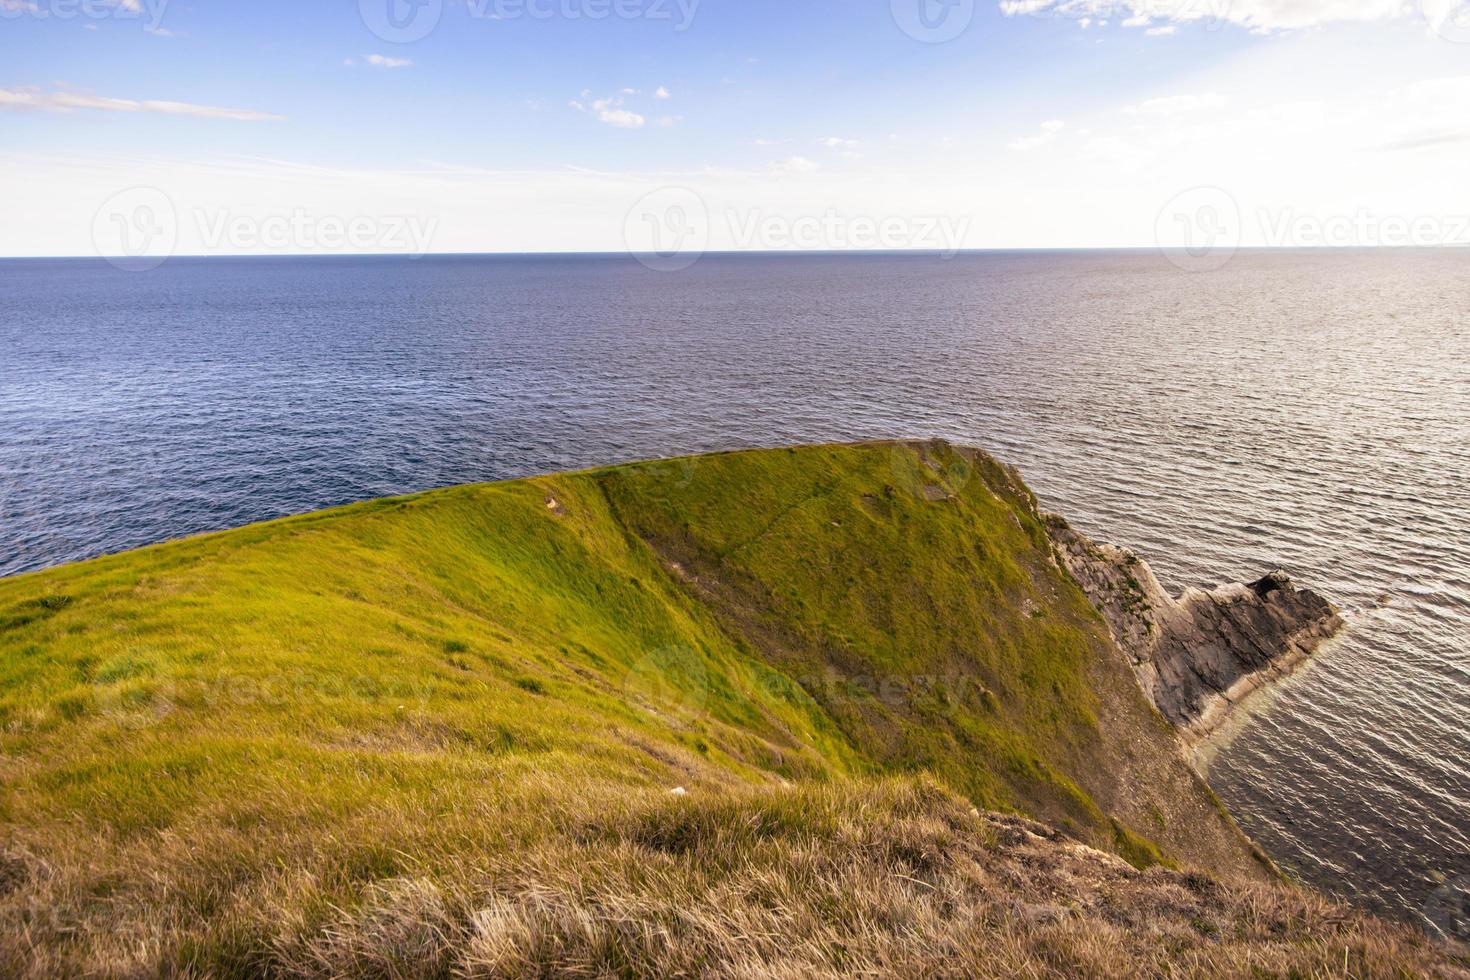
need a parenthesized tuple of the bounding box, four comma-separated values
(1045, 516, 1344, 743)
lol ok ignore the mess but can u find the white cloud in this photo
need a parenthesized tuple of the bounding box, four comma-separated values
(1124, 93, 1227, 116)
(1371, 76, 1470, 150)
(655, 86, 672, 99)
(365, 54, 413, 69)
(600, 108, 646, 128)
(1008, 119, 1065, 151)
(1145, 24, 1178, 33)
(820, 137, 862, 149)
(0, 86, 283, 121)
(6, 35, 1469, 257)
(1001, 0, 1420, 31)
(773, 155, 821, 173)
(571, 89, 656, 129)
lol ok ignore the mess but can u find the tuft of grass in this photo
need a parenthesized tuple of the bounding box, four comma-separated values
(3, 778, 1460, 978)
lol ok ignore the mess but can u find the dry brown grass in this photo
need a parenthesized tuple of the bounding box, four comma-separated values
(2, 778, 1464, 979)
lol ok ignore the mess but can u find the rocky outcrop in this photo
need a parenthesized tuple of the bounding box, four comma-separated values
(1045, 515, 1344, 744)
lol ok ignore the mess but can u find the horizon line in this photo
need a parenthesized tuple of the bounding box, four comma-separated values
(6, 244, 1470, 262)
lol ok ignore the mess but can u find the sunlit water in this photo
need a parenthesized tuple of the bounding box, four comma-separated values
(2, 251, 1467, 935)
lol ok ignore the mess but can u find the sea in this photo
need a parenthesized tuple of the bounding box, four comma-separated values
(2, 250, 1466, 937)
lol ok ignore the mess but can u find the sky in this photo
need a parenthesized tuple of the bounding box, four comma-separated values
(1, 0, 1468, 257)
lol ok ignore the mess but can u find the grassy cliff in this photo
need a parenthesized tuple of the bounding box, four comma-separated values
(0, 442, 1459, 977)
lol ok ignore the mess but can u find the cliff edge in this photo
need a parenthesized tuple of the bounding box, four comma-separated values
(3, 441, 1448, 979)
(1045, 515, 1344, 744)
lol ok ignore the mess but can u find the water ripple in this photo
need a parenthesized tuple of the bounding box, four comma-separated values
(1, 250, 1467, 931)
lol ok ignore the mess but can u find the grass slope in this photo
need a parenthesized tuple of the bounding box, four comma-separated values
(0, 441, 1458, 976)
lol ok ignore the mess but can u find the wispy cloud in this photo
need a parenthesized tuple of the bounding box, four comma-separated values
(1124, 93, 1227, 116)
(569, 89, 668, 129)
(1008, 119, 1065, 151)
(1002, 0, 1417, 32)
(365, 54, 413, 69)
(772, 155, 820, 173)
(1374, 129, 1470, 151)
(0, 86, 283, 122)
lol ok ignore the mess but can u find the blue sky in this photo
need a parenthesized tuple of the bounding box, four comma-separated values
(2, 0, 1468, 255)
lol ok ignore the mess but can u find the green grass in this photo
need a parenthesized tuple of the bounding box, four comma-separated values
(0, 440, 1306, 974)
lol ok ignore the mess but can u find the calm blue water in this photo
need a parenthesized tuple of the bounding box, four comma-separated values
(2, 251, 1468, 936)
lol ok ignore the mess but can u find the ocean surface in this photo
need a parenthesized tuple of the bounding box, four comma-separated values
(2, 251, 1467, 936)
